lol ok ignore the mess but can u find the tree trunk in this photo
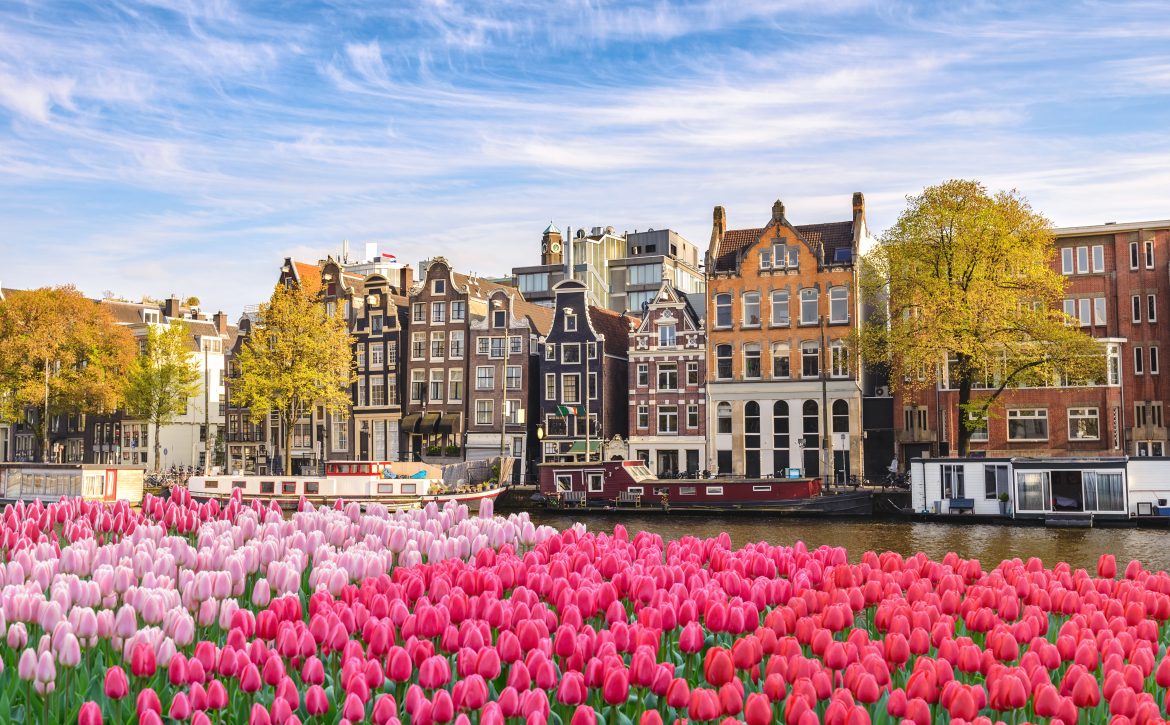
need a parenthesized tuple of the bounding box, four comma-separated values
(956, 377, 972, 458)
(42, 360, 50, 463)
(153, 418, 162, 472)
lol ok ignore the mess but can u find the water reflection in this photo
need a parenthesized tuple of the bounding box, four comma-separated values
(528, 513, 1170, 572)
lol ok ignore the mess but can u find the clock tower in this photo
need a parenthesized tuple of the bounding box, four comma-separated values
(540, 222, 564, 266)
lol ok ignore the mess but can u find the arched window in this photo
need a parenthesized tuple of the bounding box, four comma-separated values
(716, 402, 732, 433)
(744, 401, 761, 477)
(715, 344, 733, 379)
(773, 401, 789, 476)
(715, 294, 732, 328)
(803, 400, 819, 447)
(832, 399, 849, 433)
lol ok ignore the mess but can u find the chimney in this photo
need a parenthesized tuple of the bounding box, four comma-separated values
(401, 264, 414, 293)
(707, 205, 727, 270)
(213, 311, 228, 335)
(164, 295, 180, 319)
(771, 199, 785, 223)
(852, 192, 866, 251)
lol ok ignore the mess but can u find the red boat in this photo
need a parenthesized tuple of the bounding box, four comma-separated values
(537, 460, 871, 515)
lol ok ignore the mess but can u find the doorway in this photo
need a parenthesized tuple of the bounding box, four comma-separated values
(657, 450, 679, 476)
(1050, 470, 1084, 511)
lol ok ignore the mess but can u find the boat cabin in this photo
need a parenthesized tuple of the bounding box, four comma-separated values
(0, 464, 145, 504)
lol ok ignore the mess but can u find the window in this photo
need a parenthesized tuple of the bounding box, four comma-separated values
(429, 370, 443, 402)
(743, 344, 761, 379)
(773, 401, 789, 467)
(1108, 344, 1121, 385)
(1007, 409, 1048, 441)
(832, 399, 849, 434)
(715, 294, 732, 328)
(370, 314, 383, 335)
(1154, 402, 1165, 428)
(1135, 347, 1145, 375)
(563, 375, 580, 404)
(686, 362, 699, 386)
(969, 411, 988, 441)
(743, 401, 760, 477)
(636, 364, 648, 387)
(450, 330, 464, 359)
(1076, 246, 1089, 274)
(544, 373, 556, 400)
(637, 405, 649, 428)
(1094, 297, 1106, 326)
(476, 366, 495, 390)
(1151, 346, 1160, 375)
(370, 344, 383, 368)
(760, 249, 771, 269)
(658, 363, 678, 390)
(658, 325, 677, 347)
(411, 332, 426, 360)
(588, 372, 598, 400)
(1133, 295, 1142, 323)
(564, 314, 577, 332)
(432, 302, 447, 323)
(717, 402, 732, 433)
(687, 404, 699, 428)
(370, 377, 386, 406)
(658, 406, 678, 434)
(771, 290, 790, 326)
(260, 481, 275, 494)
(492, 310, 506, 328)
(490, 337, 506, 358)
(562, 343, 580, 364)
(1063, 299, 1075, 319)
(941, 464, 965, 499)
(430, 332, 445, 359)
(802, 400, 819, 450)
(411, 370, 425, 402)
(706, 486, 723, 496)
(772, 343, 790, 378)
(829, 287, 848, 323)
(1149, 294, 1158, 323)
(800, 289, 818, 324)
(449, 369, 464, 401)
(412, 303, 425, 322)
(433, 279, 446, 295)
(715, 344, 732, 379)
(1068, 407, 1099, 440)
(801, 341, 819, 378)
(1061, 248, 1074, 274)
(1092, 245, 1104, 273)
(1130, 241, 1140, 270)
(1145, 240, 1155, 269)
(545, 344, 555, 361)
(587, 342, 597, 359)
(506, 365, 521, 390)
(356, 345, 366, 368)
(1137, 401, 1148, 428)
(452, 301, 466, 321)
(475, 400, 493, 425)
(830, 342, 849, 378)
(1077, 299, 1091, 327)
(984, 464, 1009, 500)
(743, 292, 761, 326)
(510, 336, 522, 355)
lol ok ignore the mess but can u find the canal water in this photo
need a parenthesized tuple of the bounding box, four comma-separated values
(527, 513, 1170, 573)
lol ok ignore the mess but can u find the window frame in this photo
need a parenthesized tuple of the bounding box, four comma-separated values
(1007, 408, 1049, 441)
(1130, 241, 1140, 270)
(770, 289, 790, 327)
(829, 287, 848, 324)
(742, 292, 761, 327)
(1149, 294, 1157, 323)
(657, 405, 679, 434)
(714, 293, 732, 328)
(1061, 247, 1074, 275)
(657, 362, 678, 390)
(1091, 244, 1104, 273)
(799, 288, 818, 325)
(1067, 407, 1100, 441)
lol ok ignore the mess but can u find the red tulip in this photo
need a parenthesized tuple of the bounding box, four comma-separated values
(679, 622, 705, 653)
(688, 688, 721, 721)
(104, 666, 129, 700)
(947, 687, 978, 720)
(1072, 672, 1101, 708)
(240, 663, 263, 693)
(343, 692, 366, 722)
(570, 705, 596, 725)
(744, 693, 771, 725)
(249, 703, 271, 725)
(78, 702, 103, 725)
(168, 654, 189, 687)
(306, 685, 329, 716)
(603, 668, 630, 706)
(639, 711, 663, 725)
(131, 642, 157, 678)
(666, 677, 690, 709)
(432, 690, 455, 723)
(372, 694, 398, 725)
(137, 688, 162, 718)
(557, 672, 588, 706)
(208, 679, 229, 710)
(703, 648, 734, 687)
(168, 692, 192, 721)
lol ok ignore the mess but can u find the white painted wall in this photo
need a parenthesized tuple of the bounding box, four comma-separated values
(1126, 459, 1170, 514)
(911, 459, 1004, 515)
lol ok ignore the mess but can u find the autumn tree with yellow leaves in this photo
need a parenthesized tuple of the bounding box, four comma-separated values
(860, 180, 1106, 456)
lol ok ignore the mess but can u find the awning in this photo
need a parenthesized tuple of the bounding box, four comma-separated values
(566, 440, 602, 454)
(400, 413, 422, 433)
(420, 412, 441, 434)
(435, 413, 460, 434)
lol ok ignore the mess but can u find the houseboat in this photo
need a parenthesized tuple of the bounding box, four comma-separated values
(187, 459, 507, 511)
(910, 456, 1142, 526)
(0, 464, 146, 505)
(537, 459, 873, 515)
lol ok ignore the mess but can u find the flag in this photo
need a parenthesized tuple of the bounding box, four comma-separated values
(557, 405, 580, 416)
(381, 252, 397, 262)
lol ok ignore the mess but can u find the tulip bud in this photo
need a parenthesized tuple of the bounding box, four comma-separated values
(78, 701, 103, 725)
(104, 666, 129, 700)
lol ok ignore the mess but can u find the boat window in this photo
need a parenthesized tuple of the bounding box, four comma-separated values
(555, 475, 572, 492)
(232, 481, 246, 489)
(260, 481, 275, 494)
(282, 481, 297, 494)
(679, 487, 696, 495)
(628, 486, 644, 495)
(706, 486, 724, 496)
(327, 465, 337, 475)
(305, 481, 319, 495)
(753, 485, 771, 492)
(653, 487, 669, 496)
(401, 483, 417, 494)
(204, 480, 219, 489)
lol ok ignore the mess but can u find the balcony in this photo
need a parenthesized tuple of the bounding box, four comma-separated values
(896, 428, 938, 444)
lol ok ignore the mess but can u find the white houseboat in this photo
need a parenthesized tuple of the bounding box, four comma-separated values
(910, 456, 1142, 525)
(0, 464, 145, 505)
(187, 459, 506, 511)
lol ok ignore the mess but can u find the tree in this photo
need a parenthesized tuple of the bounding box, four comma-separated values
(860, 180, 1106, 456)
(232, 282, 353, 475)
(0, 286, 137, 461)
(123, 321, 201, 471)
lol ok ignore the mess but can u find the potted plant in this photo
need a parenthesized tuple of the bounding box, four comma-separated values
(425, 445, 442, 456)
(998, 491, 1011, 516)
(444, 445, 461, 457)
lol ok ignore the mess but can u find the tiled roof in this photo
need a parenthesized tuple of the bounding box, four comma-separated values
(589, 306, 637, 357)
(453, 272, 512, 299)
(294, 261, 323, 296)
(712, 221, 854, 272)
(512, 296, 554, 336)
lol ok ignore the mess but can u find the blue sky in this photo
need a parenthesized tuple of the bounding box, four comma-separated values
(2, 0, 1170, 315)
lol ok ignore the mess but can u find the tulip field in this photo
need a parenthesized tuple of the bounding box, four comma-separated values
(3, 490, 1170, 724)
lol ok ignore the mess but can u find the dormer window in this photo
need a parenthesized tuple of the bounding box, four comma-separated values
(143, 309, 160, 324)
(492, 310, 506, 328)
(433, 279, 446, 295)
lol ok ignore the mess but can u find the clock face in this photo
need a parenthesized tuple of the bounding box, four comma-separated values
(550, 242, 562, 253)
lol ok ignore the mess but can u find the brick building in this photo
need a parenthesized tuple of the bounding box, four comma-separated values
(893, 218, 1170, 463)
(538, 280, 635, 462)
(704, 195, 870, 482)
(627, 279, 707, 475)
(466, 288, 553, 481)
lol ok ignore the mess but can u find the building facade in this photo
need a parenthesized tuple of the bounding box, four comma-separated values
(892, 218, 1170, 464)
(466, 288, 553, 481)
(539, 280, 634, 462)
(705, 195, 869, 482)
(627, 279, 707, 475)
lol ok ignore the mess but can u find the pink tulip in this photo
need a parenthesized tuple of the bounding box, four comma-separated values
(306, 685, 329, 716)
(168, 692, 192, 721)
(78, 701, 103, 725)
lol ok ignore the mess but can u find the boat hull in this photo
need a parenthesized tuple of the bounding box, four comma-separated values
(189, 486, 507, 513)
